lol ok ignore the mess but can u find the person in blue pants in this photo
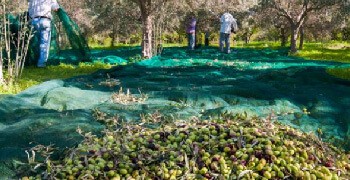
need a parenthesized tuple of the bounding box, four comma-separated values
(28, 0, 60, 67)
(219, 12, 238, 54)
(186, 15, 197, 50)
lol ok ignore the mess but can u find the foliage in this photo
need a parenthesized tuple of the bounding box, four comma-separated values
(0, 62, 111, 94)
(4, 0, 348, 51)
(259, 0, 343, 53)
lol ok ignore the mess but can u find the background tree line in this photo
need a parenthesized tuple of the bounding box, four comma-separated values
(1, 0, 350, 58)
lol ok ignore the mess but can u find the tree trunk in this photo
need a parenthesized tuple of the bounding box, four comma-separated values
(244, 32, 249, 44)
(0, 55, 3, 84)
(111, 24, 116, 47)
(141, 14, 153, 58)
(299, 25, 304, 50)
(347, 123, 350, 143)
(0, 21, 3, 84)
(281, 27, 287, 47)
(139, 0, 153, 58)
(290, 24, 300, 54)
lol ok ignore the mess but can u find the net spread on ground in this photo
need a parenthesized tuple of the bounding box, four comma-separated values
(1, 11, 350, 178)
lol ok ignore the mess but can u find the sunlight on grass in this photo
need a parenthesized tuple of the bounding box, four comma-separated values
(21, 62, 111, 81)
(89, 43, 139, 50)
(236, 41, 282, 49)
(327, 68, 350, 80)
(294, 42, 350, 81)
(296, 42, 350, 63)
(226, 41, 350, 81)
(0, 62, 112, 94)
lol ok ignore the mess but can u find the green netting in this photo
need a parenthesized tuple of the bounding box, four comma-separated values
(7, 8, 90, 66)
(0, 47, 349, 178)
(49, 8, 90, 63)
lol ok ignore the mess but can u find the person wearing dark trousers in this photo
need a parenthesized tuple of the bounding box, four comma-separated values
(28, 0, 60, 67)
(205, 31, 210, 47)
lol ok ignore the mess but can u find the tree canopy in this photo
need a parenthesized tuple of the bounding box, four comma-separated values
(1, 0, 349, 56)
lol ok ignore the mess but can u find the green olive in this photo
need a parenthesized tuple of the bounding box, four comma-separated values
(119, 168, 128, 175)
(263, 171, 272, 179)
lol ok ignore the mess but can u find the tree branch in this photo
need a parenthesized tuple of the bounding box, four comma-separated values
(272, 0, 293, 20)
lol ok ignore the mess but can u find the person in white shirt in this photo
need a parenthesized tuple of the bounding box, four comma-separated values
(219, 12, 238, 54)
(28, 0, 60, 67)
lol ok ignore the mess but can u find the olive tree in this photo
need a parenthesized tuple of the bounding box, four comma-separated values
(260, 0, 342, 53)
(130, 0, 172, 58)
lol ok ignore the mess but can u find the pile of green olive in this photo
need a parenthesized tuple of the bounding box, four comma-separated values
(23, 117, 350, 180)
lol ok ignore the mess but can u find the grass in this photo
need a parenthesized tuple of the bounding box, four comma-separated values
(294, 42, 350, 81)
(295, 41, 350, 63)
(235, 41, 282, 49)
(1, 41, 349, 94)
(234, 41, 350, 81)
(0, 62, 112, 94)
(89, 43, 139, 50)
(89, 43, 188, 50)
(327, 67, 350, 80)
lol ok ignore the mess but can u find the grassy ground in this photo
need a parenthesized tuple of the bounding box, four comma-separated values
(295, 42, 350, 80)
(295, 42, 350, 63)
(326, 67, 350, 80)
(235, 41, 350, 63)
(0, 62, 111, 94)
(0, 41, 349, 94)
(235, 41, 350, 81)
(235, 41, 282, 49)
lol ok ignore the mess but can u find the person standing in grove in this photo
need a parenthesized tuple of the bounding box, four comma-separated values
(28, 0, 60, 67)
(186, 15, 197, 50)
(219, 12, 238, 54)
(205, 30, 210, 47)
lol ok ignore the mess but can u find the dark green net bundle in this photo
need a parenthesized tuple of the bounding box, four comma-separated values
(7, 8, 90, 66)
